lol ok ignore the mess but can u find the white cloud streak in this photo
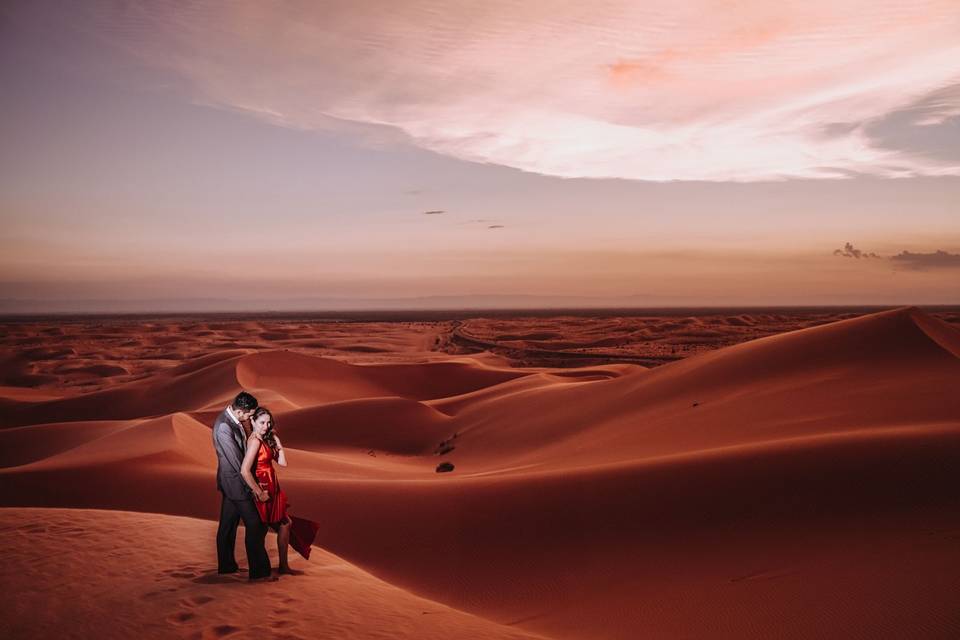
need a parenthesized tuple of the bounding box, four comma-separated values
(81, 0, 960, 181)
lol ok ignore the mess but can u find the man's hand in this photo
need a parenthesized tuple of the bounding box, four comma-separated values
(256, 488, 270, 502)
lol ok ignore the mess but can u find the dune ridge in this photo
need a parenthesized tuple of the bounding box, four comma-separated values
(1, 306, 959, 639)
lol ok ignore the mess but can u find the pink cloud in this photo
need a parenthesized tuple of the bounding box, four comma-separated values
(77, 0, 960, 181)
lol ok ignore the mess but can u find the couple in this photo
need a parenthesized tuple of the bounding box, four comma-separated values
(213, 391, 319, 581)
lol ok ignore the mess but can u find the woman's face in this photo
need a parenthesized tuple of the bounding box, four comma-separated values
(252, 413, 271, 436)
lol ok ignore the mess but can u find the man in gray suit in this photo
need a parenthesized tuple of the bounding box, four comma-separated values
(213, 391, 273, 580)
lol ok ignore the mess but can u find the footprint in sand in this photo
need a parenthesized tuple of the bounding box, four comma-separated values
(210, 624, 241, 637)
(167, 594, 215, 628)
(192, 571, 246, 584)
(162, 566, 204, 579)
(167, 611, 196, 624)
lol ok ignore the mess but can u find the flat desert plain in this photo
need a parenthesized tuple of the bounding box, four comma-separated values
(1, 306, 959, 639)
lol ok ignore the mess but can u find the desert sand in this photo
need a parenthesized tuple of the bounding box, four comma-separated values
(1, 305, 959, 639)
(1, 508, 545, 639)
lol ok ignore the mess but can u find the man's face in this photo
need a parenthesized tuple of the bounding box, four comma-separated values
(236, 408, 256, 422)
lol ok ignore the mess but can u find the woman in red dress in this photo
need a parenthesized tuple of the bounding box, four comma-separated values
(240, 407, 319, 574)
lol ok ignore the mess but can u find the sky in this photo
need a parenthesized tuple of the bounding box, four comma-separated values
(1, 0, 959, 312)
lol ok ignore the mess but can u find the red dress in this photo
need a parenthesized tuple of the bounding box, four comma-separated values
(253, 440, 289, 525)
(252, 439, 320, 560)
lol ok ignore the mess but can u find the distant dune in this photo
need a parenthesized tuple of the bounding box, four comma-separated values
(1, 306, 959, 639)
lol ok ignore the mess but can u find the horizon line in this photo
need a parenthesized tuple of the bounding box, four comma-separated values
(3, 303, 959, 321)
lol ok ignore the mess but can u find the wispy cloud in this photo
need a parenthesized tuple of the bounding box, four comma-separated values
(71, 1, 960, 181)
(833, 242, 960, 270)
(900, 83, 960, 126)
(833, 242, 881, 259)
(889, 249, 960, 270)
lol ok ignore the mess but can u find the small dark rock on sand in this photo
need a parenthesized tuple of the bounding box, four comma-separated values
(434, 432, 459, 456)
(436, 462, 455, 473)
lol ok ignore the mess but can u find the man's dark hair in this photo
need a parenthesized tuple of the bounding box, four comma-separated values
(231, 391, 258, 412)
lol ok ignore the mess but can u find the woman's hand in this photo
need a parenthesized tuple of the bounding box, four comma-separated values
(255, 486, 270, 502)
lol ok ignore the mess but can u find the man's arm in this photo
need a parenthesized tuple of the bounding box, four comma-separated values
(215, 422, 245, 478)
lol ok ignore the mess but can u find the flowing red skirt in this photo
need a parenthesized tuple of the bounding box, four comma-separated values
(288, 515, 320, 560)
(256, 487, 319, 560)
(254, 442, 319, 560)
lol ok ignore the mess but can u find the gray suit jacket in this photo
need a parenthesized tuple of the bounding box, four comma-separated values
(213, 407, 251, 501)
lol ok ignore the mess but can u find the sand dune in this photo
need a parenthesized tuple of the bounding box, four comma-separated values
(237, 349, 530, 405)
(0, 508, 546, 640)
(276, 397, 453, 455)
(1, 306, 959, 639)
(5, 310, 955, 392)
(0, 350, 250, 428)
(447, 308, 960, 366)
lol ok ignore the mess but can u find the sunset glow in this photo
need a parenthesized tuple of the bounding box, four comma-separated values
(1, 1, 958, 310)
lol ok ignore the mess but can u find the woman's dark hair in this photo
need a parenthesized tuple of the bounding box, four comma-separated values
(251, 406, 278, 451)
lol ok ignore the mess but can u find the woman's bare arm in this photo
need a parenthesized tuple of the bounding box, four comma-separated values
(240, 437, 268, 500)
(274, 435, 288, 467)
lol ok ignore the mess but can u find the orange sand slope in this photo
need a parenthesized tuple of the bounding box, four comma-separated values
(0, 508, 546, 640)
(1, 306, 959, 639)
